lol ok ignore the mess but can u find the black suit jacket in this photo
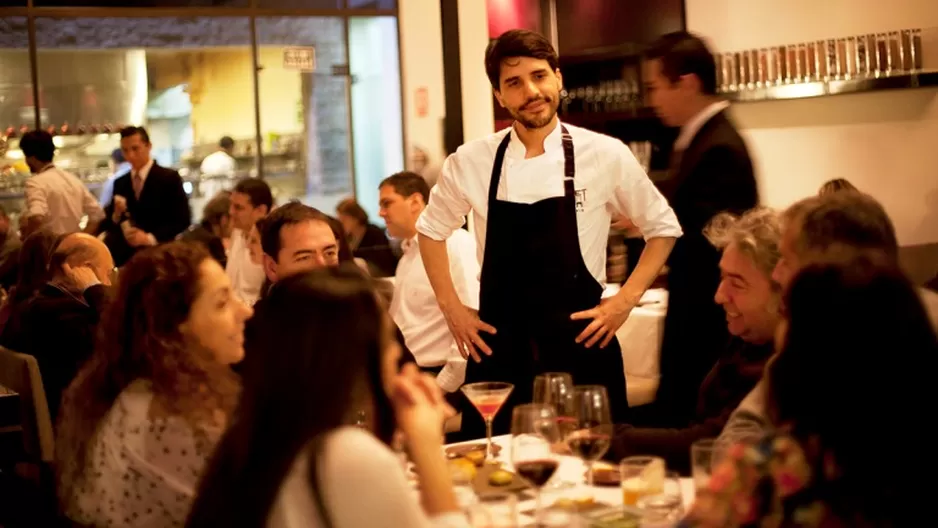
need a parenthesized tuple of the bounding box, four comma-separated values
(655, 110, 759, 424)
(0, 283, 109, 419)
(100, 163, 191, 266)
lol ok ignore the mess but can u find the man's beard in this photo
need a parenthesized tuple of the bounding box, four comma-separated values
(509, 95, 559, 130)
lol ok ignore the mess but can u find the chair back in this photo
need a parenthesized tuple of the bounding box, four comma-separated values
(0, 346, 54, 463)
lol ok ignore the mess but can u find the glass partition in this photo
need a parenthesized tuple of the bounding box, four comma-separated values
(349, 15, 403, 224)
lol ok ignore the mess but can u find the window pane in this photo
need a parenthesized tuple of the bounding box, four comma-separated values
(35, 0, 249, 6)
(255, 17, 351, 211)
(0, 17, 30, 220)
(349, 16, 403, 224)
(33, 17, 256, 220)
(348, 0, 396, 9)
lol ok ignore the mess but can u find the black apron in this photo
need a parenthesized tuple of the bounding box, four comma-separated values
(462, 126, 628, 437)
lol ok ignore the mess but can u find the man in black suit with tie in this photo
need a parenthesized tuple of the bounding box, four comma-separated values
(642, 32, 759, 426)
(99, 126, 191, 266)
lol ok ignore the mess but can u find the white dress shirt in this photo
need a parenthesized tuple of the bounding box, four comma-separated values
(674, 100, 731, 152)
(25, 164, 105, 234)
(390, 229, 479, 392)
(226, 228, 266, 306)
(268, 427, 469, 528)
(200, 151, 237, 177)
(416, 121, 683, 285)
(131, 159, 155, 188)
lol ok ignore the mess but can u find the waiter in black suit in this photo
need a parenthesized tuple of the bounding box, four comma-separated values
(642, 32, 759, 426)
(99, 126, 191, 266)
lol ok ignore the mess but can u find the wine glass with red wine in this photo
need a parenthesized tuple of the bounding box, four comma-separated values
(568, 385, 613, 490)
(511, 403, 561, 526)
(533, 372, 577, 489)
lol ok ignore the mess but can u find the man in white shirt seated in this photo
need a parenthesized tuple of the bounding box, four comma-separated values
(379, 172, 480, 393)
(20, 130, 105, 236)
(200, 136, 237, 177)
(227, 178, 272, 306)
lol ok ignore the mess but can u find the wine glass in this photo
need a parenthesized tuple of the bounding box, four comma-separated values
(568, 385, 613, 491)
(511, 403, 561, 526)
(533, 372, 576, 489)
(461, 381, 514, 461)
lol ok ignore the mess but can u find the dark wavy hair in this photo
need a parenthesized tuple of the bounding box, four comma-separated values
(767, 259, 938, 524)
(186, 264, 395, 527)
(56, 242, 240, 505)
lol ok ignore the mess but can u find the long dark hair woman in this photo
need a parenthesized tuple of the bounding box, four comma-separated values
(56, 242, 253, 527)
(0, 227, 57, 335)
(187, 265, 465, 528)
(682, 260, 938, 527)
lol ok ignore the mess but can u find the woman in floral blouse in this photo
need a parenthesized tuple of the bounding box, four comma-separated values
(682, 260, 938, 527)
(56, 242, 253, 527)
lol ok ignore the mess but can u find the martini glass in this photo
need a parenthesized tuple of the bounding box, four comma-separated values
(461, 381, 515, 461)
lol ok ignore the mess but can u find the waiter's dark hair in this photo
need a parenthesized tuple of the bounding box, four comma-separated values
(645, 31, 718, 95)
(19, 130, 56, 163)
(119, 125, 151, 145)
(485, 29, 559, 90)
(380, 171, 430, 205)
(233, 178, 273, 211)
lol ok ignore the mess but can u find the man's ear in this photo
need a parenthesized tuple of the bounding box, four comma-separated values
(493, 88, 506, 109)
(263, 253, 278, 284)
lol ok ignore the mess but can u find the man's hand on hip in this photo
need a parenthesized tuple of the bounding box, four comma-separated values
(442, 303, 496, 363)
(570, 296, 635, 349)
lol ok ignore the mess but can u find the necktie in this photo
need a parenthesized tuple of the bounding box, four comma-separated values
(668, 148, 684, 177)
(132, 172, 143, 199)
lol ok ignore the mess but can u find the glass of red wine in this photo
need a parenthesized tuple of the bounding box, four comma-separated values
(510, 403, 561, 526)
(568, 385, 612, 491)
(533, 372, 577, 489)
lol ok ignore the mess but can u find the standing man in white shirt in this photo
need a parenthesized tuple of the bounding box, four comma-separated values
(643, 32, 759, 425)
(227, 178, 272, 306)
(20, 130, 105, 237)
(416, 29, 683, 433)
(380, 171, 480, 394)
(200, 136, 238, 177)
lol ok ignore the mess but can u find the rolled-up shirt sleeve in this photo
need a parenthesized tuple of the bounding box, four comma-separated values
(24, 178, 48, 219)
(609, 145, 683, 241)
(415, 154, 472, 242)
(447, 231, 481, 310)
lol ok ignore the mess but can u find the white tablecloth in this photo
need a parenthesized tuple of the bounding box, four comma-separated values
(611, 287, 667, 407)
(448, 434, 695, 527)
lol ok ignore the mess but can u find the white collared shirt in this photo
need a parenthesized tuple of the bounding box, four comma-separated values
(390, 229, 480, 391)
(200, 151, 236, 177)
(132, 158, 155, 185)
(226, 228, 265, 306)
(415, 121, 683, 285)
(674, 100, 731, 152)
(25, 164, 105, 234)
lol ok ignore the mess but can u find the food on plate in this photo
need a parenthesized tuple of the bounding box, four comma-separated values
(464, 449, 486, 467)
(448, 457, 477, 482)
(552, 496, 596, 511)
(488, 469, 514, 486)
(590, 461, 620, 486)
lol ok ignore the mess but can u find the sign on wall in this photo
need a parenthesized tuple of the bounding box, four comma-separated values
(415, 87, 429, 117)
(283, 47, 316, 72)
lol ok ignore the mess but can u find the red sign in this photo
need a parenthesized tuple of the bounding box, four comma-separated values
(415, 87, 429, 117)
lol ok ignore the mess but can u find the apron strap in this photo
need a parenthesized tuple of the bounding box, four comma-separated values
(561, 125, 576, 198)
(488, 131, 513, 205)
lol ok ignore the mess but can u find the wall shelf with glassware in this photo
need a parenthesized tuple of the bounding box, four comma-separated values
(723, 70, 938, 102)
(716, 28, 937, 103)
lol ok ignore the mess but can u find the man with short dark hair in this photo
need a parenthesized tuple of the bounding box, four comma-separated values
(643, 32, 759, 425)
(178, 190, 231, 268)
(20, 130, 104, 237)
(381, 172, 479, 393)
(259, 202, 341, 283)
(227, 178, 273, 305)
(99, 126, 191, 266)
(417, 29, 682, 433)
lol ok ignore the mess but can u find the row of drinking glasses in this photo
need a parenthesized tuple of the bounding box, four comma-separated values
(718, 29, 925, 92)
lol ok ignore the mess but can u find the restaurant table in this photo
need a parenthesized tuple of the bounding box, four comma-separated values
(609, 287, 667, 407)
(445, 434, 695, 527)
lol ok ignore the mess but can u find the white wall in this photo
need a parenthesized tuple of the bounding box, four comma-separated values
(399, 0, 447, 164)
(686, 0, 938, 245)
(398, 0, 494, 166)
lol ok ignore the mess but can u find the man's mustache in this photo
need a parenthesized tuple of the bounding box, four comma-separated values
(522, 97, 551, 110)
